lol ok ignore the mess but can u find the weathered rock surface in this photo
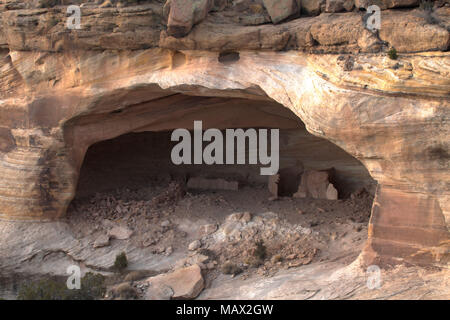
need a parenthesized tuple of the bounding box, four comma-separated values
(325, 0, 354, 12)
(294, 170, 338, 200)
(301, 0, 325, 16)
(144, 264, 204, 299)
(262, 0, 300, 23)
(93, 233, 110, 248)
(1, 3, 448, 53)
(165, 0, 212, 38)
(355, 0, 419, 9)
(108, 226, 133, 240)
(0, 0, 449, 270)
(199, 258, 450, 299)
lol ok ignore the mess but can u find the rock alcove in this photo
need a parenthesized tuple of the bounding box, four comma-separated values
(0, 0, 449, 279)
(73, 97, 375, 200)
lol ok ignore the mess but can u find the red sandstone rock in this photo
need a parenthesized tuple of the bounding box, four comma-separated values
(325, 0, 354, 12)
(301, 0, 325, 15)
(166, 0, 212, 38)
(0, 1, 448, 269)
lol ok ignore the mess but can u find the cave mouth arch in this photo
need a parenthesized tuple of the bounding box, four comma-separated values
(69, 95, 376, 202)
(67, 95, 376, 268)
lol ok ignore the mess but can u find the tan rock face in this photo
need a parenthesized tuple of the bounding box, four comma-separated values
(0, 2, 449, 268)
(355, 0, 419, 9)
(325, 0, 354, 12)
(301, 0, 325, 16)
(293, 170, 337, 200)
(145, 264, 204, 299)
(262, 0, 300, 23)
(166, 0, 212, 38)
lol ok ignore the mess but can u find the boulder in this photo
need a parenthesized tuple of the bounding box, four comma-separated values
(145, 283, 174, 300)
(166, 0, 213, 38)
(357, 29, 383, 52)
(294, 169, 339, 200)
(145, 264, 204, 299)
(93, 233, 110, 248)
(379, 10, 449, 52)
(326, 183, 338, 200)
(301, 0, 325, 15)
(325, 0, 354, 12)
(262, 0, 300, 24)
(108, 226, 133, 240)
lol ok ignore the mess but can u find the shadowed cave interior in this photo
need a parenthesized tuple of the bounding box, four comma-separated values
(71, 97, 376, 212)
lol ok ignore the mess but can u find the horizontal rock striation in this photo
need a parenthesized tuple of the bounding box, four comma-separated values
(0, 1, 449, 267)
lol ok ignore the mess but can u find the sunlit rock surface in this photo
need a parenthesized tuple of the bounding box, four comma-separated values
(0, 0, 449, 268)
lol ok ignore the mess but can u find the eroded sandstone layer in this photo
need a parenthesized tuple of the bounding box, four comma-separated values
(0, 0, 449, 267)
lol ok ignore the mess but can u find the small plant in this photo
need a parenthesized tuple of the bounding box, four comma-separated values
(253, 240, 267, 260)
(18, 279, 67, 300)
(221, 262, 242, 275)
(75, 273, 106, 299)
(113, 252, 128, 272)
(17, 273, 105, 300)
(387, 47, 398, 60)
(419, 0, 433, 12)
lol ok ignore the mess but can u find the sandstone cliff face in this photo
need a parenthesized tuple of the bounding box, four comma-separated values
(0, 0, 449, 268)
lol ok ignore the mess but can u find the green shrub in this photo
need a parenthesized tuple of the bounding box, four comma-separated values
(18, 279, 68, 300)
(75, 273, 106, 299)
(253, 240, 267, 260)
(17, 273, 105, 300)
(221, 262, 242, 275)
(387, 47, 398, 60)
(113, 252, 128, 272)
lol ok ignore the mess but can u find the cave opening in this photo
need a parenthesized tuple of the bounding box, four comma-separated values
(66, 96, 376, 271)
(71, 97, 376, 201)
(73, 125, 376, 201)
